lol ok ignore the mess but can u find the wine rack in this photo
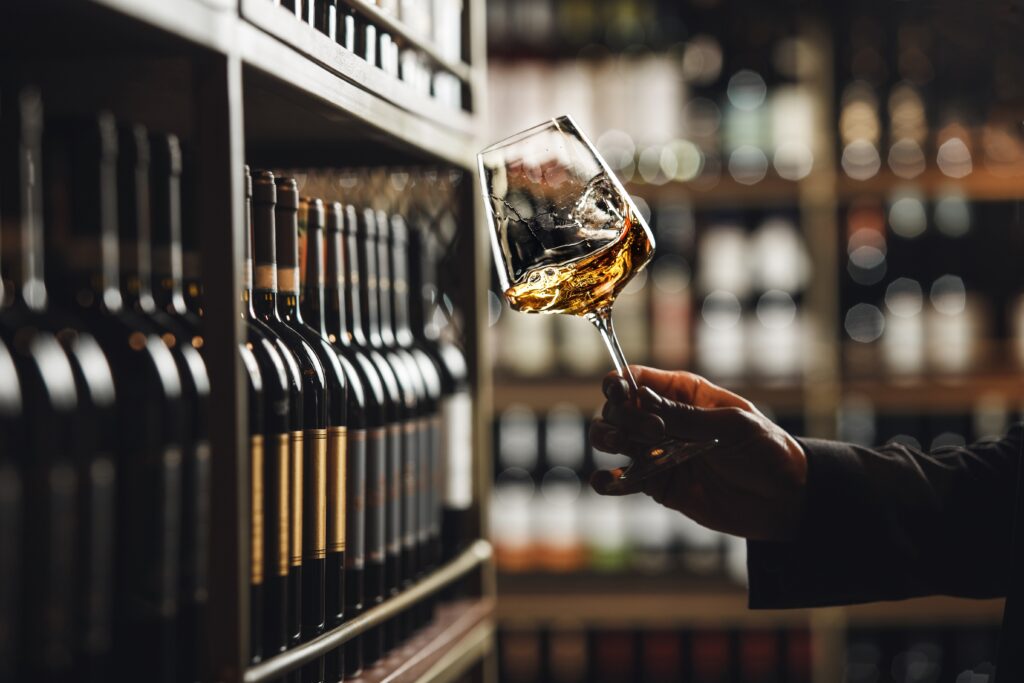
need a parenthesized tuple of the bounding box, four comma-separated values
(0, 1, 495, 682)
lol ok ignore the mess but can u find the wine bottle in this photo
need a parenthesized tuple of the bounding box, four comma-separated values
(8, 88, 119, 683)
(272, 180, 337, 683)
(300, 196, 369, 682)
(324, 200, 389, 677)
(388, 213, 443, 627)
(378, 209, 436, 639)
(0, 85, 81, 683)
(410, 213, 473, 568)
(251, 171, 326, 659)
(241, 340, 265, 665)
(347, 203, 405, 664)
(241, 167, 303, 662)
(361, 204, 421, 649)
(0, 338, 20, 683)
(43, 114, 184, 683)
(146, 131, 213, 683)
(116, 125, 212, 683)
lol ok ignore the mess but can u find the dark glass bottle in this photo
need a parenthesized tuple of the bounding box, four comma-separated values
(251, 171, 328, 668)
(380, 211, 441, 634)
(147, 131, 215, 683)
(0, 337, 21, 683)
(116, 125, 212, 683)
(346, 204, 406, 664)
(43, 113, 185, 683)
(276, 188, 349, 683)
(300, 198, 373, 682)
(408, 221, 473, 567)
(323, 201, 388, 678)
(180, 149, 203, 317)
(387, 214, 443, 626)
(241, 167, 303, 662)
(0, 85, 81, 683)
(373, 209, 423, 632)
(241, 339, 265, 665)
(8, 87, 121, 683)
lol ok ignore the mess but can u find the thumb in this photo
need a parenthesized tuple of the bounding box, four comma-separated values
(638, 385, 746, 442)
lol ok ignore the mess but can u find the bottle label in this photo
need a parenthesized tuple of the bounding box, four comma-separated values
(327, 426, 347, 553)
(290, 431, 303, 567)
(366, 427, 386, 564)
(442, 392, 473, 510)
(387, 423, 402, 556)
(419, 417, 437, 543)
(275, 434, 290, 577)
(255, 264, 277, 291)
(402, 420, 418, 552)
(278, 266, 299, 294)
(307, 428, 328, 560)
(250, 434, 265, 586)
(345, 430, 367, 571)
(0, 462, 20, 665)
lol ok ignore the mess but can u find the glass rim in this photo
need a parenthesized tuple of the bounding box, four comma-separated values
(477, 114, 580, 157)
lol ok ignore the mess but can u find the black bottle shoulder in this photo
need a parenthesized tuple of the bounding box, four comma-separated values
(246, 317, 303, 435)
(259, 312, 328, 427)
(335, 343, 387, 428)
(288, 319, 349, 427)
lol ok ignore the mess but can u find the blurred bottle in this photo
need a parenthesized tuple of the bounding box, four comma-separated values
(696, 219, 749, 381)
(650, 202, 694, 370)
(536, 405, 586, 572)
(492, 405, 539, 572)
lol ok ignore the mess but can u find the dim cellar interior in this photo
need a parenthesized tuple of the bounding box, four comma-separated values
(0, 0, 1022, 682)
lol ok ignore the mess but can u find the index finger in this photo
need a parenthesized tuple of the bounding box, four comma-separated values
(610, 365, 756, 411)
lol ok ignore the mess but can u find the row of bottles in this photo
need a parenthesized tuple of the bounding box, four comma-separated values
(0, 87, 210, 682)
(0, 82, 476, 683)
(492, 199, 812, 386)
(840, 194, 1024, 377)
(491, 404, 748, 580)
(498, 624, 813, 683)
(240, 166, 474, 679)
(268, 0, 464, 109)
(833, 3, 1023, 182)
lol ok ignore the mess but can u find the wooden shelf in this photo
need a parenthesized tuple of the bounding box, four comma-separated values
(239, 19, 479, 169)
(627, 174, 800, 210)
(245, 540, 493, 682)
(497, 572, 1003, 628)
(493, 376, 806, 414)
(837, 167, 1024, 203)
(842, 373, 1024, 412)
(350, 599, 495, 683)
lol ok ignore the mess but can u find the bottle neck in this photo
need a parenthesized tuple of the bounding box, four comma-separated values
(356, 208, 382, 348)
(45, 118, 123, 314)
(0, 88, 46, 311)
(375, 211, 397, 347)
(324, 219, 350, 347)
(300, 217, 328, 337)
(344, 216, 368, 347)
(251, 189, 280, 320)
(241, 188, 256, 320)
(117, 130, 156, 313)
(150, 141, 187, 315)
(274, 203, 302, 322)
(406, 223, 430, 342)
(180, 149, 202, 313)
(390, 223, 414, 347)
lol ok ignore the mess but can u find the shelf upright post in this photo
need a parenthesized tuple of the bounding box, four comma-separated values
(797, 20, 841, 441)
(193, 52, 250, 683)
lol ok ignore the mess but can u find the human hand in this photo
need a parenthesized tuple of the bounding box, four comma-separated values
(589, 366, 807, 541)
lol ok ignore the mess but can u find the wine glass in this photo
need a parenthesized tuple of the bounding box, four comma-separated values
(478, 115, 718, 492)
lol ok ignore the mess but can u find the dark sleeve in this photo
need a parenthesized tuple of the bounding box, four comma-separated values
(747, 423, 1024, 609)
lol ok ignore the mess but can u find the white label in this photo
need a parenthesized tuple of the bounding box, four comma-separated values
(441, 391, 473, 510)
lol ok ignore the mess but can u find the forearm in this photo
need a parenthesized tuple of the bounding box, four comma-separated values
(748, 427, 1022, 608)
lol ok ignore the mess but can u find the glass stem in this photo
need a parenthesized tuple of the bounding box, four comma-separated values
(587, 306, 639, 394)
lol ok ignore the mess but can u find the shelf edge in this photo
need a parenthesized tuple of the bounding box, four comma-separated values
(244, 539, 493, 683)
